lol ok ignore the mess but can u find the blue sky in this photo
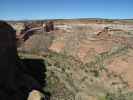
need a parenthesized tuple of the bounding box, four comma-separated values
(0, 0, 133, 20)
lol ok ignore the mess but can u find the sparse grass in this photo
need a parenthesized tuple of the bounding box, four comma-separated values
(105, 90, 133, 100)
(97, 89, 133, 100)
(20, 50, 133, 100)
(83, 45, 129, 77)
(43, 71, 60, 93)
(18, 45, 131, 100)
(44, 51, 82, 73)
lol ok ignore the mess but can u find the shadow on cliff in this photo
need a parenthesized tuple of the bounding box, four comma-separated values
(16, 58, 51, 100)
(0, 20, 50, 100)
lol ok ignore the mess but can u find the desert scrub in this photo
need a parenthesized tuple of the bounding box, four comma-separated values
(98, 89, 133, 100)
(44, 70, 75, 100)
(44, 52, 79, 99)
(44, 52, 81, 91)
(44, 52, 82, 73)
(18, 52, 43, 59)
(105, 90, 133, 100)
(19, 51, 133, 100)
(83, 45, 129, 77)
(43, 71, 60, 93)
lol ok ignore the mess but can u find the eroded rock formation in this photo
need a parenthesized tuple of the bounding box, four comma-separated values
(45, 21, 54, 32)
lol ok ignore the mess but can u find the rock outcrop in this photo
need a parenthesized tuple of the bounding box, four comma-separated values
(45, 21, 54, 32)
(28, 90, 44, 100)
(0, 21, 45, 100)
(0, 21, 18, 95)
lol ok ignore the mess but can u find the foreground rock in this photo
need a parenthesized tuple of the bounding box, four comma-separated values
(0, 21, 45, 99)
(28, 90, 44, 100)
(0, 20, 19, 98)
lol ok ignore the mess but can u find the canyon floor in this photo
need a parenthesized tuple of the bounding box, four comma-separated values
(10, 19, 133, 100)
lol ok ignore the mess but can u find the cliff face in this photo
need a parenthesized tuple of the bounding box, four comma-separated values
(0, 21, 18, 99)
(0, 21, 46, 100)
(14, 19, 133, 100)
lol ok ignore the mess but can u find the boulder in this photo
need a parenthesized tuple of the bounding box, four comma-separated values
(28, 90, 44, 100)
